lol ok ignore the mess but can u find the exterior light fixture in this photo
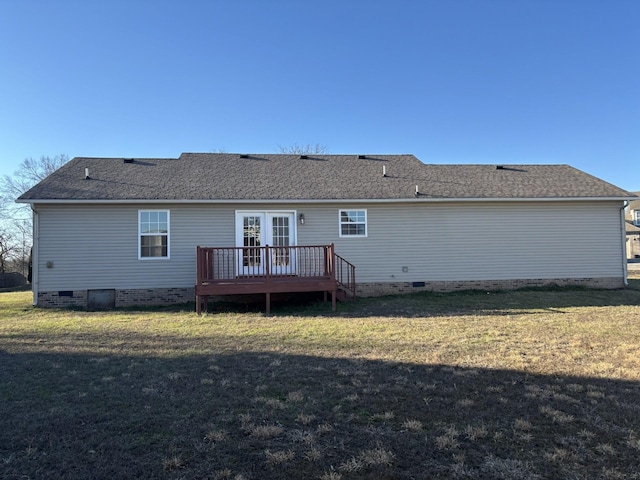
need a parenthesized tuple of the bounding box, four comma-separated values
(299, 213, 305, 225)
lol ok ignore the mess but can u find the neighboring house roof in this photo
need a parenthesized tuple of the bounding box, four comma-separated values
(628, 193, 640, 212)
(17, 153, 637, 203)
(626, 221, 640, 234)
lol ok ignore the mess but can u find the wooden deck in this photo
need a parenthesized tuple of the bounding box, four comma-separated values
(195, 244, 355, 314)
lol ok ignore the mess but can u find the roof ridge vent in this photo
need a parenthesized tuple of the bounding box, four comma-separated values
(123, 158, 134, 164)
(358, 154, 367, 159)
(239, 154, 249, 159)
(300, 155, 308, 159)
(496, 165, 504, 170)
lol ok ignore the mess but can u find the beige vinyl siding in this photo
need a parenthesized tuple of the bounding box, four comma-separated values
(35, 204, 235, 291)
(296, 201, 623, 282)
(35, 200, 624, 291)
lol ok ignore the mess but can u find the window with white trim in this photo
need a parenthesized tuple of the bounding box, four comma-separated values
(139, 210, 169, 259)
(634, 210, 640, 226)
(339, 209, 367, 237)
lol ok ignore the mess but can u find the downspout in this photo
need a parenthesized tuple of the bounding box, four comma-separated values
(620, 202, 629, 287)
(31, 205, 39, 305)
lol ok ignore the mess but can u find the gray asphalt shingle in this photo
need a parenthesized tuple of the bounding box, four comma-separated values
(18, 153, 635, 201)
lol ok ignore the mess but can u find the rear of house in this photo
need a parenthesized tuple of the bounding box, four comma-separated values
(18, 154, 636, 309)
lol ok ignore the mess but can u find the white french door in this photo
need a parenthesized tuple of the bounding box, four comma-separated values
(236, 211, 296, 275)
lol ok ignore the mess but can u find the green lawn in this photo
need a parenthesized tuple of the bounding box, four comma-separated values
(1, 278, 639, 479)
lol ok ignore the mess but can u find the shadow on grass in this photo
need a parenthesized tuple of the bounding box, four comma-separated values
(108, 279, 640, 319)
(238, 279, 640, 318)
(0, 284, 32, 293)
(2, 344, 640, 479)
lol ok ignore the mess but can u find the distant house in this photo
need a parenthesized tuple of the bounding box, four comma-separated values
(626, 193, 640, 259)
(17, 153, 637, 310)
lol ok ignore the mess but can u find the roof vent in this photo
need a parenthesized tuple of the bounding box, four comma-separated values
(383, 165, 387, 177)
(496, 165, 504, 170)
(239, 154, 249, 159)
(358, 155, 367, 159)
(300, 155, 308, 159)
(123, 158, 134, 164)
(85, 168, 90, 180)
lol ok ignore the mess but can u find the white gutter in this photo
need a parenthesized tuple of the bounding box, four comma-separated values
(620, 202, 629, 287)
(16, 196, 639, 205)
(30, 205, 39, 305)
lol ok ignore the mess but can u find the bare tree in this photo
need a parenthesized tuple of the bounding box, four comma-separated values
(0, 232, 19, 273)
(0, 155, 69, 275)
(12, 219, 30, 276)
(1, 155, 69, 214)
(277, 143, 328, 155)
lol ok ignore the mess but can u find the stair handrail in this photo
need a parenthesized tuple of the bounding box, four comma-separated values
(334, 252, 356, 300)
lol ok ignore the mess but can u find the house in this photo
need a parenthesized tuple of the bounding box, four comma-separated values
(17, 153, 636, 311)
(626, 193, 640, 259)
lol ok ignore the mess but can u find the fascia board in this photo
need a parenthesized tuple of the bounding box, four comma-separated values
(16, 196, 638, 205)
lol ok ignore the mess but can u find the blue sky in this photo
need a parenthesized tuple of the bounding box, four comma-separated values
(1, 0, 638, 191)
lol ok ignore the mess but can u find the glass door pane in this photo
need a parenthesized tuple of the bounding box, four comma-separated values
(242, 215, 262, 272)
(271, 216, 290, 267)
(267, 213, 295, 274)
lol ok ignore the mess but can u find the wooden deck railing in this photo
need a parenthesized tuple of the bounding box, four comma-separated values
(195, 244, 355, 314)
(196, 244, 335, 284)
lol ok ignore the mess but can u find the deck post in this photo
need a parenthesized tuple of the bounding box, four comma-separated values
(330, 243, 337, 311)
(196, 247, 202, 314)
(265, 245, 271, 314)
(329, 243, 335, 279)
(323, 245, 329, 276)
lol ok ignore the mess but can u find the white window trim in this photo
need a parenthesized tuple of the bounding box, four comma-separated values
(138, 209, 170, 260)
(634, 210, 640, 226)
(338, 209, 368, 238)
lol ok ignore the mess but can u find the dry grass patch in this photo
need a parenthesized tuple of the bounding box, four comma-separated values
(162, 455, 184, 471)
(482, 456, 541, 480)
(264, 448, 295, 465)
(287, 390, 305, 402)
(319, 472, 342, 480)
(316, 422, 334, 434)
(539, 405, 575, 424)
(464, 423, 489, 440)
(359, 447, 394, 466)
(435, 434, 460, 450)
(1, 281, 640, 479)
(204, 429, 228, 442)
(372, 411, 395, 421)
(402, 419, 423, 431)
(296, 413, 316, 425)
(249, 424, 284, 439)
(303, 446, 323, 461)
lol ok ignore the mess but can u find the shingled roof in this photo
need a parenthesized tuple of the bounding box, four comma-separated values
(18, 153, 635, 202)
